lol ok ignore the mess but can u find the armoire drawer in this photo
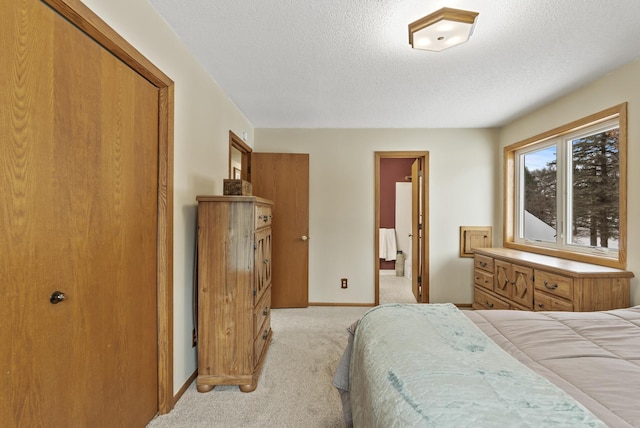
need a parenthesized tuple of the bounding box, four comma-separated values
(254, 287, 271, 336)
(254, 313, 271, 365)
(255, 204, 272, 229)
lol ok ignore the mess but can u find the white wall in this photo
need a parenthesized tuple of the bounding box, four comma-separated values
(395, 182, 412, 277)
(499, 59, 640, 306)
(255, 129, 499, 304)
(81, 0, 254, 393)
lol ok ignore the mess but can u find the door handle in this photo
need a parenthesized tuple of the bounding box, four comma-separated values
(50, 290, 66, 304)
(301, 235, 309, 241)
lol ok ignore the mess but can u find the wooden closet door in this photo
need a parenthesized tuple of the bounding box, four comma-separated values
(1, 1, 159, 426)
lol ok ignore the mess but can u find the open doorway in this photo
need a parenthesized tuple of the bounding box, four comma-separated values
(374, 152, 429, 305)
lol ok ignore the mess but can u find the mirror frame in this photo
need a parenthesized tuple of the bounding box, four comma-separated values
(228, 131, 252, 181)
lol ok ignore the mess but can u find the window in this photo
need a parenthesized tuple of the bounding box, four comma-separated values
(504, 103, 627, 268)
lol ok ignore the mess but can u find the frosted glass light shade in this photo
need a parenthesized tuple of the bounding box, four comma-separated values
(409, 7, 479, 52)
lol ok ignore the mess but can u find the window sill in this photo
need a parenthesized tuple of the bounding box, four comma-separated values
(503, 241, 625, 270)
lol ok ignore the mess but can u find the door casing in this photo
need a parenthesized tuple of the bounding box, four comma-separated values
(374, 152, 430, 305)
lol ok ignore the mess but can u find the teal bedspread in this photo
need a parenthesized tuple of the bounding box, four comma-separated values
(349, 304, 606, 427)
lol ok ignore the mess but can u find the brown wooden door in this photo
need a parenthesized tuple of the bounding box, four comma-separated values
(1, 1, 159, 426)
(250, 153, 309, 308)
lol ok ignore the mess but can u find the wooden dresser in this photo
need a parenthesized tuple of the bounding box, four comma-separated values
(196, 196, 273, 393)
(473, 248, 632, 312)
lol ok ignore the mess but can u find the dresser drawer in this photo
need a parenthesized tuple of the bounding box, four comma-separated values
(254, 287, 271, 336)
(253, 313, 271, 365)
(473, 287, 510, 310)
(474, 254, 494, 274)
(535, 271, 573, 301)
(255, 204, 272, 229)
(474, 269, 493, 290)
(534, 291, 573, 312)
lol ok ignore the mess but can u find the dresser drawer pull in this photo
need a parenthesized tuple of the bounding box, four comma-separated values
(538, 303, 545, 309)
(479, 262, 487, 267)
(263, 259, 269, 264)
(543, 280, 559, 290)
(262, 330, 268, 340)
(484, 300, 494, 309)
(258, 215, 272, 222)
(263, 306, 269, 316)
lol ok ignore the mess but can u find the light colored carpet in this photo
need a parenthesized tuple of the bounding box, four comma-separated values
(147, 306, 370, 428)
(379, 274, 416, 304)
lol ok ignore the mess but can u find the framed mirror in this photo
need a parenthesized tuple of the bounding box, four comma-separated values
(228, 131, 252, 181)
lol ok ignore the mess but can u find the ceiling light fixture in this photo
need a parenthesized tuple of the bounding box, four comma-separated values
(409, 7, 479, 52)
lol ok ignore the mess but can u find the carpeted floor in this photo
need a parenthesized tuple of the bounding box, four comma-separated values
(147, 306, 370, 428)
(379, 274, 416, 304)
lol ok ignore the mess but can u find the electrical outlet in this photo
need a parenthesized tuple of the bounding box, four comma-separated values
(192, 328, 197, 347)
(341, 278, 348, 289)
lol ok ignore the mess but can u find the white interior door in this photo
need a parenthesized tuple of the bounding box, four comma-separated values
(395, 182, 412, 279)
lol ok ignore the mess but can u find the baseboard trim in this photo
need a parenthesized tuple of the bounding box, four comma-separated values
(173, 369, 197, 407)
(308, 302, 375, 307)
(308, 302, 473, 308)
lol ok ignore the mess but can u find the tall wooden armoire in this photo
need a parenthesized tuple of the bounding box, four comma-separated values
(195, 196, 273, 392)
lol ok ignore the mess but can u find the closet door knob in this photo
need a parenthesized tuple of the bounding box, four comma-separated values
(301, 235, 309, 241)
(50, 290, 66, 304)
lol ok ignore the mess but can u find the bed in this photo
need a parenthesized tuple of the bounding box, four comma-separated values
(333, 303, 640, 427)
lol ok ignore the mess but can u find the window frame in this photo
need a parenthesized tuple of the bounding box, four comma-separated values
(503, 103, 627, 269)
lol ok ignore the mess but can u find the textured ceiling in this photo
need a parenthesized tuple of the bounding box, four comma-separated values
(147, 0, 640, 128)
